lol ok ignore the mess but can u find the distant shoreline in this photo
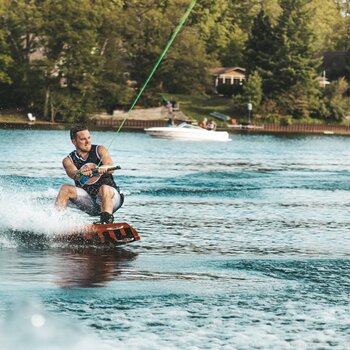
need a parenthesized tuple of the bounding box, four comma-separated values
(1, 119, 350, 136)
(0, 120, 68, 130)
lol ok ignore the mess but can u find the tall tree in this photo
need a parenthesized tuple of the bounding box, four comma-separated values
(190, 0, 279, 66)
(0, 1, 12, 86)
(38, 0, 105, 121)
(160, 28, 212, 93)
(0, 0, 44, 108)
(242, 70, 263, 110)
(333, 1, 350, 80)
(245, 9, 277, 98)
(272, 0, 321, 117)
(321, 77, 350, 121)
(307, 0, 344, 52)
(190, 0, 232, 59)
(94, 0, 134, 113)
(120, 0, 212, 97)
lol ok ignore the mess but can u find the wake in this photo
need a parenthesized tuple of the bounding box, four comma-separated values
(0, 185, 88, 243)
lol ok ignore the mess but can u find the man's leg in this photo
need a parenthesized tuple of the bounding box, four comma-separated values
(55, 184, 77, 210)
(99, 184, 115, 214)
(96, 185, 124, 223)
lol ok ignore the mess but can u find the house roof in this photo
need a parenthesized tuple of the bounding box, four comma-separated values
(209, 67, 246, 76)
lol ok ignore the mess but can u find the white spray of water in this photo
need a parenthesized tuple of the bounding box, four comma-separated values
(0, 185, 88, 237)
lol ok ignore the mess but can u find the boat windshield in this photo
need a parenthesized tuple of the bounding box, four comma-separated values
(178, 123, 202, 130)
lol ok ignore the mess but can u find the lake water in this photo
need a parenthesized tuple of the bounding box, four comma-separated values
(0, 129, 349, 349)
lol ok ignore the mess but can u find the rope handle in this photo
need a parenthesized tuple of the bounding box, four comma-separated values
(77, 165, 121, 178)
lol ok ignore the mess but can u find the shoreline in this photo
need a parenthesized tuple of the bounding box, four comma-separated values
(1, 119, 350, 136)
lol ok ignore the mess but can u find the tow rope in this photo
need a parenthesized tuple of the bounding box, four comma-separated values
(98, 0, 198, 166)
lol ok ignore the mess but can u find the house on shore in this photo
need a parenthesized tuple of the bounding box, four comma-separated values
(209, 67, 246, 91)
(209, 65, 331, 92)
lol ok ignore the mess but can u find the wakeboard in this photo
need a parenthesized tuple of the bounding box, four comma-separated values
(53, 222, 140, 247)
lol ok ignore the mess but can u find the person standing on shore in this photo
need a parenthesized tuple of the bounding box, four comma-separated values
(166, 100, 176, 127)
(199, 117, 207, 128)
(55, 125, 124, 224)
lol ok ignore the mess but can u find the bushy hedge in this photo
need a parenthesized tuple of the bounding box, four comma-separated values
(216, 84, 243, 97)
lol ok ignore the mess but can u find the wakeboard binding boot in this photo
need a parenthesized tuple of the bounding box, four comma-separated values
(95, 211, 114, 224)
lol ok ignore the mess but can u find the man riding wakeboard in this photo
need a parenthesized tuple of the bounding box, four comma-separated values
(55, 125, 124, 224)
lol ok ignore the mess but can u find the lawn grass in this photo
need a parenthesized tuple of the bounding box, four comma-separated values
(0, 112, 55, 124)
(0, 95, 236, 125)
(164, 93, 236, 123)
(162, 93, 350, 126)
(0, 113, 29, 123)
(2, 95, 349, 126)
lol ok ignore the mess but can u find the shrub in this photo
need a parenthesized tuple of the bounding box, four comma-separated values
(217, 84, 243, 97)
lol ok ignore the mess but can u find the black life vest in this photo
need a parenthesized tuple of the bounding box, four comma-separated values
(68, 144, 119, 198)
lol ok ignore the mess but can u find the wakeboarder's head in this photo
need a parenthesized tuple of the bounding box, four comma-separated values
(70, 125, 92, 153)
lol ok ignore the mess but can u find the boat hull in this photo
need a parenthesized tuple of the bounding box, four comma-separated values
(145, 126, 230, 142)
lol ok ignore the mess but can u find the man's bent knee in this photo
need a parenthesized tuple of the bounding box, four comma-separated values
(59, 184, 77, 199)
(55, 184, 77, 210)
(99, 184, 114, 198)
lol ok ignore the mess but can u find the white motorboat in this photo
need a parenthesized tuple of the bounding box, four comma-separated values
(144, 123, 231, 142)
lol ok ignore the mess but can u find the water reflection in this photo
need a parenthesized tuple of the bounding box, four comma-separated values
(1, 230, 139, 289)
(53, 248, 138, 288)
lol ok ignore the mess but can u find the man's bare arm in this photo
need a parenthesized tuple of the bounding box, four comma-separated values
(97, 145, 115, 173)
(63, 157, 79, 180)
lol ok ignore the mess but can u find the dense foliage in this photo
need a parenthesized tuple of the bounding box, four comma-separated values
(0, 0, 349, 122)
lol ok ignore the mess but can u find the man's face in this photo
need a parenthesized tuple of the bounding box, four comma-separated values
(72, 129, 92, 152)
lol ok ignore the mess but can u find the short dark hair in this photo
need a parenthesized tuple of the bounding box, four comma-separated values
(70, 125, 88, 140)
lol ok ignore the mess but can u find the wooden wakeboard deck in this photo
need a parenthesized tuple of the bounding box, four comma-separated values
(53, 222, 140, 247)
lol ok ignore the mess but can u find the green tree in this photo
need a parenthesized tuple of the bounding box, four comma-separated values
(0, 0, 44, 108)
(190, 0, 281, 67)
(118, 0, 178, 96)
(120, 0, 212, 98)
(0, 0, 130, 121)
(219, 26, 246, 67)
(242, 71, 263, 109)
(336, 1, 350, 80)
(272, 0, 321, 117)
(307, 0, 344, 52)
(321, 77, 350, 121)
(245, 9, 277, 98)
(345, 49, 350, 81)
(0, 26, 12, 85)
(0, 1, 13, 86)
(160, 28, 212, 94)
(190, 0, 232, 59)
(94, 1, 134, 113)
(39, 0, 106, 121)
